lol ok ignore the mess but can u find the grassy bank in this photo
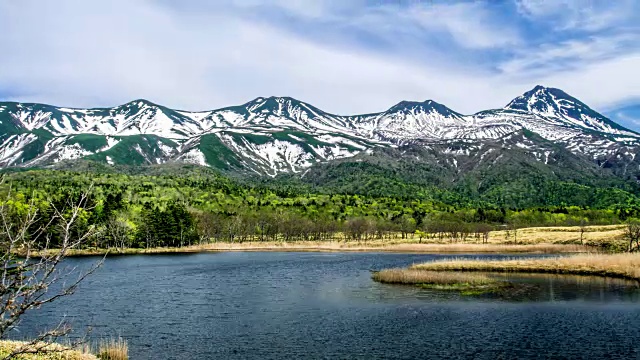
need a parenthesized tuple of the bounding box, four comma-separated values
(0, 338, 128, 360)
(0, 340, 96, 360)
(411, 253, 640, 281)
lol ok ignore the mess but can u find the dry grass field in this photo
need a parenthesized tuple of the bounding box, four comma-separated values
(0, 338, 129, 360)
(411, 252, 640, 281)
(62, 241, 590, 256)
(0, 341, 97, 360)
(488, 224, 625, 247)
(372, 268, 495, 285)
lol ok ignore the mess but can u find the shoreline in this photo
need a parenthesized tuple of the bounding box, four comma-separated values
(59, 242, 594, 257)
(58, 224, 626, 257)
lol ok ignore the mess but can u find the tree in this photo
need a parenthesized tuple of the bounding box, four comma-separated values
(579, 218, 588, 245)
(475, 223, 492, 244)
(344, 218, 368, 241)
(625, 219, 640, 252)
(0, 187, 103, 358)
(395, 215, 416, 240)
(105, 216, 132, 250)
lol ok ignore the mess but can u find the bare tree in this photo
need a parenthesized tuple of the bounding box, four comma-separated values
(625, 219, 640, 252)
(578, 218, 588, 245)
(0, 186, 103, 358)
(475, 223, 492, 244)
(344, 218, 368, 242)
(106, 216, 130, 251)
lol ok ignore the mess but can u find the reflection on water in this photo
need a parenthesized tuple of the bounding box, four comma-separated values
(16, 252, 640, 359)
(364, 271, 640, 304)
(487, 273, 640, 302)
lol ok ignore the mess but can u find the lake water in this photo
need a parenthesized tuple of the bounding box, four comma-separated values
(20, 252, 640, 359)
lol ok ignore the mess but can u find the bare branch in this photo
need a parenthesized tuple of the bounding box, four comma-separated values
(0, 183, 102, 358)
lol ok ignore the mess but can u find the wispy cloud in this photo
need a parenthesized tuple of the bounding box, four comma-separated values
(500, 34, 639, 74)
(0, 0, 524, 113)
(516, 0, 638, 31)
(606, 105, 640, 131)
(341, 1, 521, 50)
(402, 2, 522, 49)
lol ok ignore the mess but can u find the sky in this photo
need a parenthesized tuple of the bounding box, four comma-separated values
(1, 0, 640, 129)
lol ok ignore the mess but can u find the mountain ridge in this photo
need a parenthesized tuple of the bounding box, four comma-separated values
(1, 85, 639, 182)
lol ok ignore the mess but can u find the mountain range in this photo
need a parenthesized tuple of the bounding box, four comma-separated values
(1, 85, 639, 191)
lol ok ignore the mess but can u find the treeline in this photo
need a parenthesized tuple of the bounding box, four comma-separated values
(1, 167, 640, 249)
(94, 204, 623, 248)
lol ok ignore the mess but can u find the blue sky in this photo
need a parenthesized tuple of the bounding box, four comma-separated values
(1, 0, 640, 129)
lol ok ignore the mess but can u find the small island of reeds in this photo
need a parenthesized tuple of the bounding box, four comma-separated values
(372, 269, 513, 295)
(372, 253, 640, 295)
(411, 253, 640, 281)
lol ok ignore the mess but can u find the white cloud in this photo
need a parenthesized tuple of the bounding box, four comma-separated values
(403, 2, 521, 49)
(516, 0, 637, 31)
(613, 111, 640, 127)
(324, 1, 521, 50)
(500, 34, 638, 74)
(0, 0, 523, 114)
(231, 0, 361, 19)
(0, 0, 638, 119)
(538, 53, 640, 110)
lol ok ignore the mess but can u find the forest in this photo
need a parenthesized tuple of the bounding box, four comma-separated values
(2, 164, 640, 250)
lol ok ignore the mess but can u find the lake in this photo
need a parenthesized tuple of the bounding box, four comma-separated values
(21, 252, 640, 359)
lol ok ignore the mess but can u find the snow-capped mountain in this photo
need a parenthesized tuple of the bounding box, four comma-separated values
(505, 85, 634, 136)
(0, 85, 638, 178)
(348, 100, 469, 142)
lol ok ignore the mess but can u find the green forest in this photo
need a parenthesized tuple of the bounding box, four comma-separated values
(2, 163, 640, 250)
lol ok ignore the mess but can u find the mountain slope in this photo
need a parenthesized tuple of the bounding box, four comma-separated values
(0, 86, 639, 185)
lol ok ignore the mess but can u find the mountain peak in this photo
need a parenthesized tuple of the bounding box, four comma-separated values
(505, 85, 575, 113)
(241, 96, 305, 111)
(248, 96, 298, 103)
(119, 99, 161, 109)
(386, 99, 462, 119)
(505, 85, 633, 134)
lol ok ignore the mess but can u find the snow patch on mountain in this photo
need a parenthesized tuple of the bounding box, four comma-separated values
(56, 144, 93, 161)
(1, 86, 640, 175)
(177, 148, 208, 167)
(0, 134, 38, 166)
(232, 137, 313, 176)
(103, 137, 120, 151)
(309, 144, 360, 161)
(315, 134, 368, 150)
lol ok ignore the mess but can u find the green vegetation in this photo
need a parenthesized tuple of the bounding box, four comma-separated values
(87, 135, 177, 165)
(290, 138, 640, 209)
(2, 163, 640, 252)
(66, 135, 108, 153)
(197, 133, 244, 170)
